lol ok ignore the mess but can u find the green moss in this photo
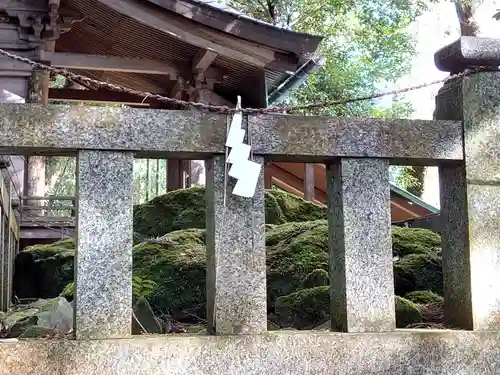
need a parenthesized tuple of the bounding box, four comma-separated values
(23, 238, 75, 298)
(275, 287, 423, 330)
(404, 290, 443, 304)
(394, 252, 443, 296)
(133, 187, 206, 238)
(266, 221, 329, 307)
(133, 229, 207, 320)
(60, 282, 74, 301)
(133, 186, 326, 238)
(395, 296, 423, 328)
(275, 286, 330, 329)
(301, 269, 329, 289)
(392, 227, 441, 257)
(265, 187, 326, 224)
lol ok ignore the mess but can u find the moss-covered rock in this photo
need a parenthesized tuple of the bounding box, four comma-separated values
(275, 286, 330, 329)
(394, 252, 443, 296)
(392, 227, 441, 257)
(395, 296, 423, 328)
(404, 290, 443, 304)
(16, 217, 443, 324)
(133, 187, 206, 238)
(265, 188, 326, 224)
(21, 237, 75, 298)
(274, 286, 423, 329)
(266, 221, 329, 307)
(133, 186, 326, 238)
(133, 229, 206, 320)
(301, 269, 329, 289)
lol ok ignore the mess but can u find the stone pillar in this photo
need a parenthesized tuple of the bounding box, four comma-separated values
(24, 69, 49, 214)
(435, 36, 500, 330)
(327, 158, 395, 332)
(304, 163, 315, 201)
(205, 155, 267, 334)
(75, 150, 134, 339)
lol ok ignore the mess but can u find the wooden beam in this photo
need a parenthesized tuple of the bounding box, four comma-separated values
(46, 52, 180, 77)
(167, 160, 184, 191)
(48, 88, 156, 106)
(96, 0, 284, 69)
(193, 49, 217, 73)
(170, 77, 185, 99)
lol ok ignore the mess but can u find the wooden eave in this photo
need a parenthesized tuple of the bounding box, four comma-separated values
(146, 0, 324, 56)
(52, 0, 325, 107)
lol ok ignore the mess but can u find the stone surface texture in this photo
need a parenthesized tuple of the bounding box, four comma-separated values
(462, 71, 500, 330)
(205, 155, 267, 334)
(437, 70, 500, 330)
(2, 330, 500, 374)
(75, 150, 134, 339)
(327, 158, 395, 332)
(249, 115, 462, 162)
(439, 163, 472, 330)
(0, 104, 462, 162)
(435, 36, 500, 73)
(0, 212, 5, 311)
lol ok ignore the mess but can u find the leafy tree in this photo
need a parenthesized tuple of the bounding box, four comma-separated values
(225, 0, 437, 195)
(225, 0, 435, 117)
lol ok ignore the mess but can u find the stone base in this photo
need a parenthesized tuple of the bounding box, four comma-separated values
(1, 330, 500, 374)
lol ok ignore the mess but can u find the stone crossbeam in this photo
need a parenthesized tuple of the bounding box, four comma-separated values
(0, 104, 462, 163)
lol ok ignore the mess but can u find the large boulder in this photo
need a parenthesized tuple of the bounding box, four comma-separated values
(133, 186, 326, 238)
(0, 297, 73, 338)
(394, 252, 443, 296)
(392, 227, 441, 257)
(15, 215, 443, 323)
(15, 238, 75, 299)
(266, 221, 329, 307)
(274, 286, 423, 329)
(133, 229, 206, 320)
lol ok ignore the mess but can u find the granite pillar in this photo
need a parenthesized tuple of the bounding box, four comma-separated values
(75, 150, 134, 339)
(304, 163, 315, 201)
(327, 158, 395, 332)
(435, 37, 500, 330)
(0, 209, 4, 311)
(205, 155, 267, 335)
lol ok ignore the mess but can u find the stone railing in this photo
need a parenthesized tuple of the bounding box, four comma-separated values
(2, 40, 500, 374)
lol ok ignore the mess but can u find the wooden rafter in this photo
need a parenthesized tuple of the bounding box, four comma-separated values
(96, 0, 297, 70)
(193, 49, 217, 73)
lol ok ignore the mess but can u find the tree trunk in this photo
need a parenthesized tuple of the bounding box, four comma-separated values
(454, 1, 481, 37)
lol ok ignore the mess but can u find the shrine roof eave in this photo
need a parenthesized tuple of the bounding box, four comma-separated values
(147, 0, 324, 56)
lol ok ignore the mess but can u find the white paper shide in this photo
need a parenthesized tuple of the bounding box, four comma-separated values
(225, 96, 261, 198)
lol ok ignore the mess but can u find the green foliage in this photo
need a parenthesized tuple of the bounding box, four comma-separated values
(396, 166, 425, 197)
(494, 9, 500, 21)
(60, 281, 74, 301)
(132, 276, 158, 299)
(224, 0, 428, 117)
